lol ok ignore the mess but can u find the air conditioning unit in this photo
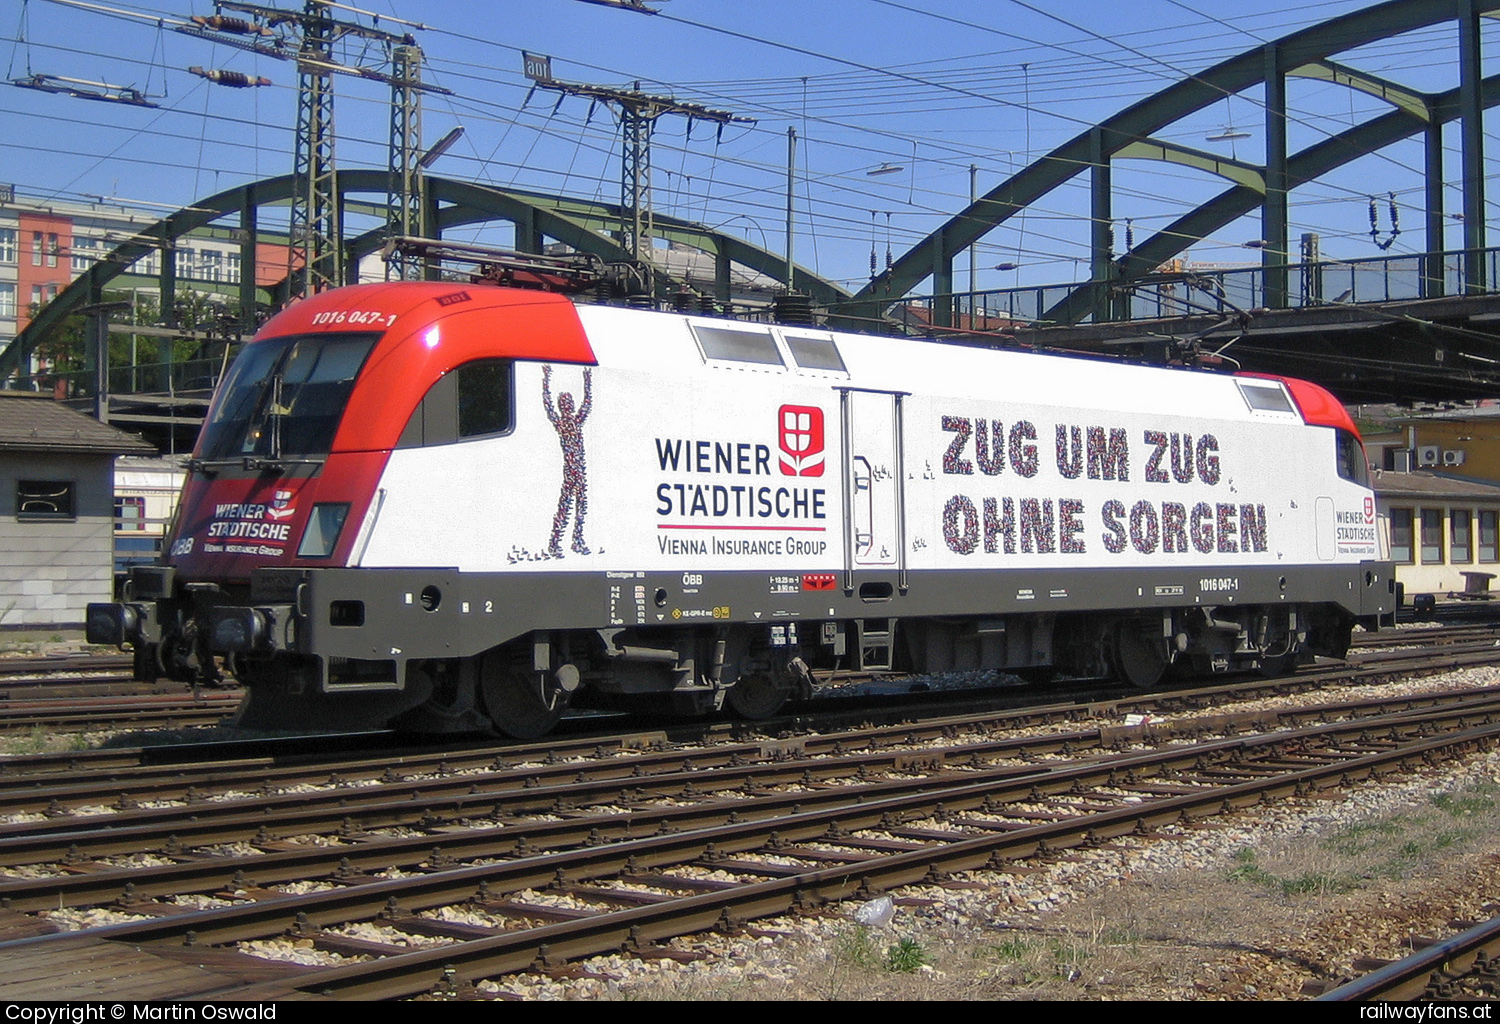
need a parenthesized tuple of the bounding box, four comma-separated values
(1444, 449, 1467, 466)
(1417, 445, 1442, 467)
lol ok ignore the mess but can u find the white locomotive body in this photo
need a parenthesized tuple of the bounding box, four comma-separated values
(89, 283, 1393, 736)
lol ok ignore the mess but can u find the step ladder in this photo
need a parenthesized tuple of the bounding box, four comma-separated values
(856, 618, 896, 671)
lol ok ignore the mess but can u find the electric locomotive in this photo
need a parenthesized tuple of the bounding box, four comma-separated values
(89, 274, 1395, 737)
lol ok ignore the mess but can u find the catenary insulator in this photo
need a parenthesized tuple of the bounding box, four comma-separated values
(190, 15, 271, 36)
(188, 67, 272, 88)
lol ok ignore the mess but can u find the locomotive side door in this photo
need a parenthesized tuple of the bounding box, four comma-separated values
(839, 388, 908, 591)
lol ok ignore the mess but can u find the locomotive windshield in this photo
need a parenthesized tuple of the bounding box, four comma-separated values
(199, 332, 379, 462)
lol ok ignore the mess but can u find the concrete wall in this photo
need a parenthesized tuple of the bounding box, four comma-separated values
(0, 451, 117, 628)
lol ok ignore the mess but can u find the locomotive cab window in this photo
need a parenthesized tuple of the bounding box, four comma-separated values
(690, 324, 785, 368)
(398, 358, 514, 448)
(200, 332, 379, 461)
(1334, 429, 1370, 487)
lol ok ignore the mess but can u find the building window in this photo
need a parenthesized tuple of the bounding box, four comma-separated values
(1389, 508, 1413, 563)
(46, 233, 59, 268)
(30, 284, 43, 311)
(1452, 509, 1473, 563)
(227, 251, 241, 284)
(202, 249, 223, 282)
(1420, 508, 1444, 564)
(31, 231, 41, 265)
(115, 496, 146, 531)
(0, 283, 13, 319)
(16, 480, 75, 520)
(174, 247, 195, 279)
(1482, 511, 1499, 563)
(0, 227, 16, 263)
(71, 236, 96, 273)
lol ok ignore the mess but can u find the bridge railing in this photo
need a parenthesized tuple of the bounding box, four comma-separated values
(5, 357, 226, 404)
(903, 246, 1500, 329)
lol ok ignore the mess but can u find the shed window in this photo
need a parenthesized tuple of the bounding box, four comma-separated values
(1420, 508, 1444, 564)
(17, 480, 75, 520)
(1452, 509, 1473, 564)
(1389, 508, 1413, 563)
(691, 325, 783, 366)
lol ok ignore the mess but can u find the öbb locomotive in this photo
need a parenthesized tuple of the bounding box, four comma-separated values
(89, 280, 1395, 737)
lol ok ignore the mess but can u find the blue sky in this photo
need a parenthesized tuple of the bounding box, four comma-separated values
(1, 0, 1490, 294)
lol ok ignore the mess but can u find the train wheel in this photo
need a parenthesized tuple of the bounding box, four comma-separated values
(1110, 623, 1168, 689)
(479, 652, 564, 740)
(726, 673, 790, 719)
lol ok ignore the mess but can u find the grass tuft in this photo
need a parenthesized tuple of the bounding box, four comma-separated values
(885, 938, 930, 973)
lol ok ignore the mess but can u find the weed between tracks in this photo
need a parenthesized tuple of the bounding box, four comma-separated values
(1226, 781, 1499, 901)
(0, 726, 100, 755)
(584, 765, 1500, 1001)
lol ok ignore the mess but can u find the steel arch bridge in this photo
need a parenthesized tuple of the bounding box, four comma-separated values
(0, 169, 849, 380)
(9, 0, 1500, 386)
(848, 0, 1500, 330)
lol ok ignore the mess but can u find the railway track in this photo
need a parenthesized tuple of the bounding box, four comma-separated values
(0, 624, 1490, 783)
(0, 654, 133, 677)
(0, 652, 1496, 999)
(0, 653, 239, 707)
(0, 692, 241, 734)
(1317, 912, 1500, 1000)
(1349, 621, 1500, 650)
(0, 619, 1482, 741)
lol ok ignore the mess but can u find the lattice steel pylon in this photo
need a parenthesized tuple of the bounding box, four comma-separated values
(290, 0, 340, 296)
(188, 3, 444, 300)
(387, 43, 423, 281)
(528, 75, 752, 268)
(620, 102, 652, 264)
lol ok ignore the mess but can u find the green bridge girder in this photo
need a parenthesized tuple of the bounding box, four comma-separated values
(1051, 72, 1500, 328)
(850, 0, 1500, 327)
(1, 171, 846, 379)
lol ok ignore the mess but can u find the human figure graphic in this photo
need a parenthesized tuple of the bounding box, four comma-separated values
(543, 364, 593, 557)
